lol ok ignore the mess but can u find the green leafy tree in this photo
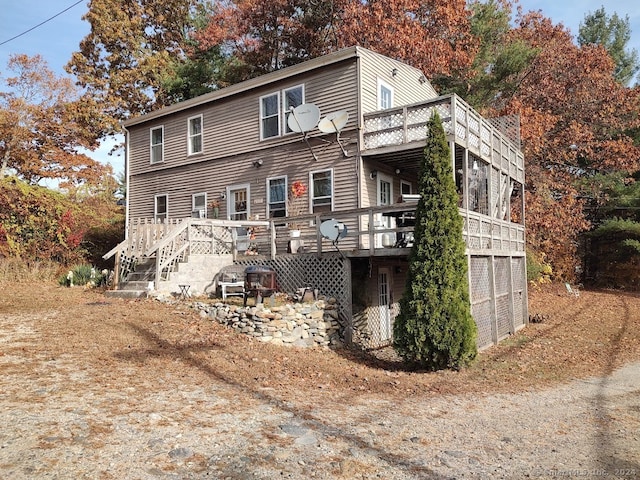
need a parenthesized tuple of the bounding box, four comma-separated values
(393, 113, 477, 370)
(578, 6, 640, 86)
(436, 0, 538, 110)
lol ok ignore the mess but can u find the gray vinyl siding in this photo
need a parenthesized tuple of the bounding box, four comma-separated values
(127, 140, 357, 220)
(357, 48, 439, 114)
(127, 60, 359, 179)
(126, 46, 437, 221)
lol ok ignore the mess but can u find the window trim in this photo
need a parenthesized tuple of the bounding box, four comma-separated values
(259, 91, 281, 140)
(192, 192, 207, 218)
(266, 175, 288, 220)
(150, 126, 164, 164)
(309, 168, 334, 213)
(259, 85, 305, 140)
(400, 180, 412, 196)
(282, 84, 305, 135)
(187, 114, 203, 156)
(377, 78, 394, 110)
(154, 193, 168, 221)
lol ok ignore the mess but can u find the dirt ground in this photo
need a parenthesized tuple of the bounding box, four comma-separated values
(1, 281, 639, 478)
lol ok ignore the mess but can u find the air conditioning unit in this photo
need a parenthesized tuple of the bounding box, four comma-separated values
(192, 209, 206, 218)
(400, 194, 420, 203)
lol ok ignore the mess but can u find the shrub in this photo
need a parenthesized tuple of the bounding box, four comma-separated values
(59, 264, 108, 288)
(393, 113, 477, 370)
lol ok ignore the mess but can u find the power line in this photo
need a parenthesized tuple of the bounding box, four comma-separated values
(0, 1, 85, 47)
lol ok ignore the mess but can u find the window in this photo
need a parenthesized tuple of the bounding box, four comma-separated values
(310, 169, 333, 213)
(267, 177, 287, 219)
(283, 85, 304, 133)
(150, 126, 164, 163)
(260, 92, 280, 139)
(155, 194, 168, 221)
(188, 115, 203, 155)
(401, 180, 412, 196)
(468, 154, 489, 215)
(260, 85, 304, 139)
(192, 192, 207, 218)
(377, 79, 394, 110)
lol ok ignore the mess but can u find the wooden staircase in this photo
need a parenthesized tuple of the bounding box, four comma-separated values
(105, 258, 156, 299)
(103, 218, 271, 298)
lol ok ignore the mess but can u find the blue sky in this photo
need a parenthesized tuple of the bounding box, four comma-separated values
(1, 0, 640, 176)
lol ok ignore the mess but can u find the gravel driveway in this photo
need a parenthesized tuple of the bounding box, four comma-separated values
(1, 305, 639, 479)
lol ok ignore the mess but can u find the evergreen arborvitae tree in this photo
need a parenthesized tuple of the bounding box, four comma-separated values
(393, 112, 477, 370)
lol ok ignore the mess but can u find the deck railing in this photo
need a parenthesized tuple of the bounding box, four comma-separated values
(105, 206, 525, 288)
(362, 94, 525, 184)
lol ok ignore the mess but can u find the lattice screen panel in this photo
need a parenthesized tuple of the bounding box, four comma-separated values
(469, 255, 528, 349)
(470, 256, 491, 303)
(188, 225, 232, 255)
(511, 257, 526, 327)
(236, 253, 352, 331)
(496, 295, 512, 338)
(362, 304, 399, 349)
(472, 300, 493, 348)
(494, 257, 510, 296)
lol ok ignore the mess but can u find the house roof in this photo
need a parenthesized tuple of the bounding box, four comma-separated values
(123, 46, 368, 128)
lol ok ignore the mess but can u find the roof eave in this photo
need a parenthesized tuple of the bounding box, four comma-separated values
(122, 46, 362, 128)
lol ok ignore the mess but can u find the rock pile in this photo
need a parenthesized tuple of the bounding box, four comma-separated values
(192, 298, 342, 347)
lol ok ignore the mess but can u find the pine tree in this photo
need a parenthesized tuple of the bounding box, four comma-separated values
(393, 112, 477, 370)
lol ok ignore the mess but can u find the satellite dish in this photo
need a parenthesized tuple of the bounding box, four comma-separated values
(318, 110, 349, 133)
(320, 219, 348, 242)
(318, 110, 350, 157)
(288, 104, 321, 133)
(287, 104, 321, 161)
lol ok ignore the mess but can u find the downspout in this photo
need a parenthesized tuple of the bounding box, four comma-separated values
(122, 124, 131, 239)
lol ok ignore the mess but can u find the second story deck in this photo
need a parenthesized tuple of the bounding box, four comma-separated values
(361, 94, 524, 185)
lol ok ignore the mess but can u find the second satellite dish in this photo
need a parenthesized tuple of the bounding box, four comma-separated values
(318, 110, 349, 133)
(288, 104, 321, 133)
(319, 110, 350, 157)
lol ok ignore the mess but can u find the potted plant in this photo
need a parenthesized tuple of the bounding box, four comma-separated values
(209, 199, 220, 219)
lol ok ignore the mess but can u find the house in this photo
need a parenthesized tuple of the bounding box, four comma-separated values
(106, 46, 527, 350)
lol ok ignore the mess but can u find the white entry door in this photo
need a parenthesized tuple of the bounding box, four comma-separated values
(228, 184, 249, 250)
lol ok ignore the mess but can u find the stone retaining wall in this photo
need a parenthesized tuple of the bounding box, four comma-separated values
(192, 298, 342, 348)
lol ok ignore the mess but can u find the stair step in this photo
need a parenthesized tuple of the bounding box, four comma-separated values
(120, 281, 153, 291)
(105, 290, 148, 299)
(127, 271, 156, 281)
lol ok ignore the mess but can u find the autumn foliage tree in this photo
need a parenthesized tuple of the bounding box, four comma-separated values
(193, 0, 477, 83)
(443, 4, 640, 279)
(0, 177, 86, 264)
(67, 0, 201, 127)
(503, 12, 640, 278)
(0, 54, 109, 187)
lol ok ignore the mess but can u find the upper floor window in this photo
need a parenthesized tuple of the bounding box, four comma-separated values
(260, 85, 304, 140)
(310, 169, 333, 214)
(155, 194, 168, 221)
(188, 115, 203, 155)
(283, 85, 304, 134)
(150, 126, 164, 164)
(260, 92, 280, 139)
(267, 176, 287, 219)
(377, 79, 394, 110)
